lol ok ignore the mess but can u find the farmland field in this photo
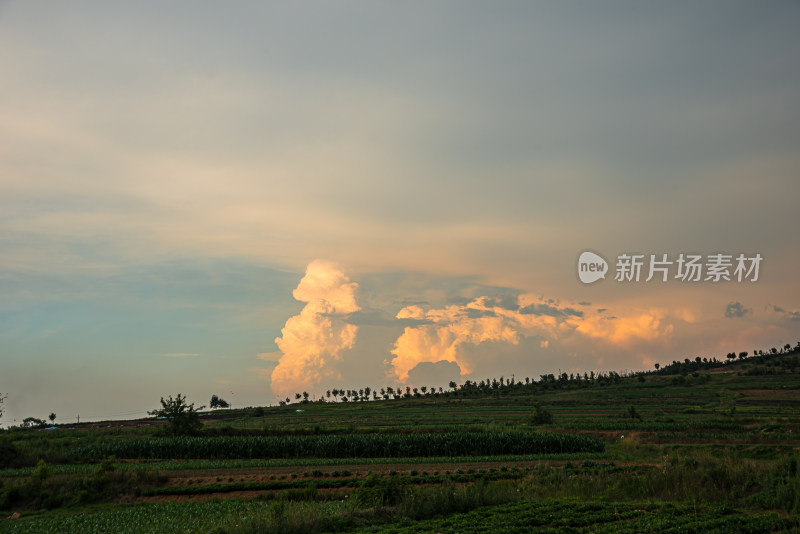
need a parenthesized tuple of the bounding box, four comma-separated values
(2, 349, 799, 533)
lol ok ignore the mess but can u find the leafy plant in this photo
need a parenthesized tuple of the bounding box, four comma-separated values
(531, 404, 554, 425)
(148, 394, 204, 436)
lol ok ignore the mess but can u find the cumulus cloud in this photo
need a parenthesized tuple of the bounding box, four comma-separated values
(519, 303, 583, 318)
(388, 292, 681, 382)
(263, 263, 765, 402)
(267, 260, 360, 400)
(725, 301, 750, 319)
(575, 311, 674, 345)
(388, 294, 583, 381)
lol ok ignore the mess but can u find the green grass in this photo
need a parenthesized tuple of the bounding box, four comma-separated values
(70, 431, 603, 460)
(2, 350, 799, 532)
(0, 452, 612, 477)
(0, 500, 354, 534)
(351, 500, 798, 534)
(7, 495, 795, 534)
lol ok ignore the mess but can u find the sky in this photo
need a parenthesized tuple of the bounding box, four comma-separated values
(1, 1, 799, 425)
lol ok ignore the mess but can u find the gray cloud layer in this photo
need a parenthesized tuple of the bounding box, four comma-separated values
(1, 1, 799, 424)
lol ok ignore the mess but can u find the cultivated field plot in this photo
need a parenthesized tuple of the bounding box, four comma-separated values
(2, 351, 799, 533)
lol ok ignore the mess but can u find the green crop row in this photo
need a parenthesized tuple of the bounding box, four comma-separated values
(9, 497, 793, 534)
(561, 421, 746, 432)
(360, 499, 799, 534)
(71, 431, 604, 460)
(0, 452, 613, 477)
(1, 500, 353, 534)
(142, 470, 528, 497)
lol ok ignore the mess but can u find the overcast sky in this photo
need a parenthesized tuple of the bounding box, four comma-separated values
(1, 1, 799, 424)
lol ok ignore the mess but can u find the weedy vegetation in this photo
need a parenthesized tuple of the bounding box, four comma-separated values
(1, 343, 799, 532)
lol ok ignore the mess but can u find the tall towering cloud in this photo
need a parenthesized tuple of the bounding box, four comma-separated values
(264, 263, 780, 402)
(268, 260, 360, 400)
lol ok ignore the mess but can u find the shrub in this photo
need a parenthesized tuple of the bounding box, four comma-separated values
(148, 394, 204, 436)
(356, 475, 408, 506)
(531, 404, 554, 425)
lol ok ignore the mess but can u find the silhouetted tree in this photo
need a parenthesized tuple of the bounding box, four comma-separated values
(22, 417, 45, 428)
(209, 395, 230, 409)
(148, 394, 204, 436)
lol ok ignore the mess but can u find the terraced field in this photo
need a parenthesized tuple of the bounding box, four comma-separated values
(2, 349, 799, 533)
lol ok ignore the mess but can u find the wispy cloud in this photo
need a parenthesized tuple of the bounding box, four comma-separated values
(724, 302, 750, 319)
(771, 305, 800, 322)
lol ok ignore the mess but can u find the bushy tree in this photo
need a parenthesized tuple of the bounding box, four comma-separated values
(22, 417, 45, 428)
(148, 394, 204, 436)
(531, 404, 553, 425)
(209, 395, 230, 409)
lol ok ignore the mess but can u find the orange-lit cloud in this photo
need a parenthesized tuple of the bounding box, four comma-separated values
(389, 295, 584, 381)
(389, 295, 683, 382)
(575, 310, 674, 345)
(267, 260, 360, 400)
(264, 262, 791, 401)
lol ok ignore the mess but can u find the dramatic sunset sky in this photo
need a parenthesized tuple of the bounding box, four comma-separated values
(2, 2, 799, 425)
